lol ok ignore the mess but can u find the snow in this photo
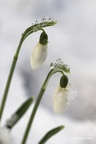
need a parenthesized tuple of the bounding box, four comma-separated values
(0, 0, 96, 144)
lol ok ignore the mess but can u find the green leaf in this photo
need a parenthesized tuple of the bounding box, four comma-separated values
(38, 125, 64, 144)
(5, 97, 34, 129)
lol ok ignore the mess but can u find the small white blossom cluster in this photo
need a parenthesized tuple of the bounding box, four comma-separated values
(0, 126, 11, 144)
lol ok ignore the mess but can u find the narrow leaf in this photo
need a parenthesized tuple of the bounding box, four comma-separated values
(5, 97, 34, 129)
(38, 125, 64, 144)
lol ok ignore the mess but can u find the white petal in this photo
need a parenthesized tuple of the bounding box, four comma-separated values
(53, 86, 69, 114)
(30, 43, 48, 69)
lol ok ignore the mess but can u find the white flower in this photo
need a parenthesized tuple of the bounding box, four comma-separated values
(53, 85, 70, 114)
(30, 42, 48, 69)
(0, 126, 11, 144)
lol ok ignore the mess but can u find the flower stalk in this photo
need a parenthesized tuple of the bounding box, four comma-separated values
(0, 18, 57, 121)
(21, 61, 70, 144)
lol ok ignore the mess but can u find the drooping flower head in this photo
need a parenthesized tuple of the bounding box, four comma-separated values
(53, 84, 71, 114)
(30, 31, 48, 69)
(30, 17, 57, 70)
(50, 59, 71, 114)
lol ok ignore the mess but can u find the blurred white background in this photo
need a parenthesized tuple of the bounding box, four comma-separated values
(0, 0, 96, 144)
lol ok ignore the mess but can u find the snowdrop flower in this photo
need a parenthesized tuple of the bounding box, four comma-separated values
(30, 31, 48, 69)
(0, 126, 11, 144)
(53, 75, 70, 114)
(53, 85, 70, 114)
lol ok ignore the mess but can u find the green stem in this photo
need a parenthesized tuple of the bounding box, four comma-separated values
(0, 30, 43, 121)
(21, 69, 64, 144)
(0, 38, 23, 120)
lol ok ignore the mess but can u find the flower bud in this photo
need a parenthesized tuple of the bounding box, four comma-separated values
(53, 85, 70, 114)
(30, 32, 48, 70)
(60, 75, 68, 88)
